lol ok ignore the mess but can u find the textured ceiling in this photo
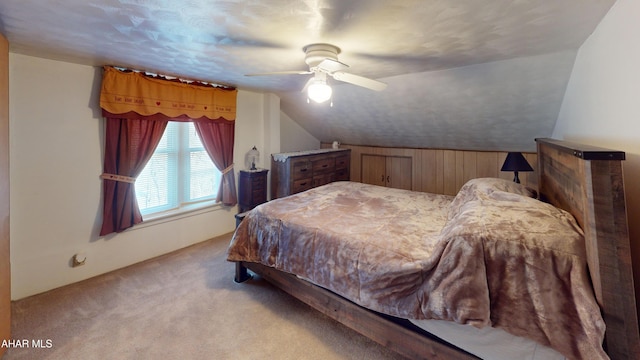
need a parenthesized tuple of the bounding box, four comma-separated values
(0, 0, 616, 151)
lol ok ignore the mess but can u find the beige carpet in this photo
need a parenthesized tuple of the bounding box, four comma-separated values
(5, 233, 405, 360)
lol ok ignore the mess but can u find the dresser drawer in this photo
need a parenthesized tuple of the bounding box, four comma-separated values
(312, 158, 335, 173)
(335, 155, 349, 169)
(335, 168, 350, 181)
(252, 176, 266, 190)
(292, 160, 312, 180)
(313, 173, 335, 187)
(292, 178, 313, 193)
(252, 189, 264, 200)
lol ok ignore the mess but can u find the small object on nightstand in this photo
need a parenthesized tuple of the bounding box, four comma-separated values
(238, 169, 268, 213)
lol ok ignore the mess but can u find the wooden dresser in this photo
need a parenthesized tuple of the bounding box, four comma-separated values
(271, 148, 351, 199)
(238, 169, 268, 213)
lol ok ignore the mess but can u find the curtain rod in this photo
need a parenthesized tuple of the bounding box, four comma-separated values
(108, 65, 236, 91)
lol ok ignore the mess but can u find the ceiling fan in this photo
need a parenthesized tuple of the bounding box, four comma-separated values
(245, 43, 387, 103)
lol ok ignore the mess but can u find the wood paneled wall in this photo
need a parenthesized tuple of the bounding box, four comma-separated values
(322, 143, 537, 196)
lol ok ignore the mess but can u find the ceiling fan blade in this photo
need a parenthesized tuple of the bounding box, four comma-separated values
(317, 58, 349, 73)
(331, 71, 387, 91)
(245, 70, 312, 76)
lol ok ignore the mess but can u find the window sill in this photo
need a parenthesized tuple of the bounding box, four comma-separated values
(134, 200, 227, 230)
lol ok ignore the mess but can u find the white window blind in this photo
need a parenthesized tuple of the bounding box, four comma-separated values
(135, 122, 221, 216)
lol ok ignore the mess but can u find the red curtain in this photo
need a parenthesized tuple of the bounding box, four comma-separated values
(193, 119, 238, 206)
(100, 117, 168, 236)
(98, 67, 238, 236)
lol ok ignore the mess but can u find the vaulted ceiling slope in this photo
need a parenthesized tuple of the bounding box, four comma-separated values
(0, 0, 615, 151)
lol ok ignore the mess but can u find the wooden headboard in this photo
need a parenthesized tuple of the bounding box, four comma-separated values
(536, 138, 640, 359)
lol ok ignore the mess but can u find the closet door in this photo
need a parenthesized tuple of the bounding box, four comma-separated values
(386, 156, 412, 190)
(0, 32, 10, 356)
(361, 154, 412, 190)
(361, 154, 386, 187)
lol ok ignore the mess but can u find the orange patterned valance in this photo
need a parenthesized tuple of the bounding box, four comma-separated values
(99, 66, 237, 121)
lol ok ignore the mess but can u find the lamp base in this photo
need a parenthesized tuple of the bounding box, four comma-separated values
(513, 171, 520, 183)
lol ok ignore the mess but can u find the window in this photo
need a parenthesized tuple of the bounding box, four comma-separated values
(135, 121, 221, 216)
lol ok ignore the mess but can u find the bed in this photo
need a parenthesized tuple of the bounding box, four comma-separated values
(227, 138, 640, 360)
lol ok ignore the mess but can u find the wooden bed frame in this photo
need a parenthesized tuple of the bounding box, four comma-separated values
(234, 138, 640, 360)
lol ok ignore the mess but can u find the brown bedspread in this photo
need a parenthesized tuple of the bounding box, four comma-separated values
(227, 180, 606, 360)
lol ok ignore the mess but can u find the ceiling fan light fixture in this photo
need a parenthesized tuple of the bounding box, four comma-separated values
(246, 42, 385, 105)
(307, 80, 332, 103)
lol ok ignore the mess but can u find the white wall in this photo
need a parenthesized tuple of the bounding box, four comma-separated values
(9, 54, 276, 299)
(235, 90, 267, 169)
(279, 110, 319, 153)
(553, 0, 640, 310)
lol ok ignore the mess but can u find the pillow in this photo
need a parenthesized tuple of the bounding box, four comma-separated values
(442, 191, 584, 255)
(448, 178, 537, 220)
(438, 188, 598, 360)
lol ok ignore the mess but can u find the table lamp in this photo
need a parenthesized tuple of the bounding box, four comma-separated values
(501, 152, 533, 183)
(246, 146, 260, 170)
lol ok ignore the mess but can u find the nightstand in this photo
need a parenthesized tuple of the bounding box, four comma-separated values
(238, 169, 268, 213)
